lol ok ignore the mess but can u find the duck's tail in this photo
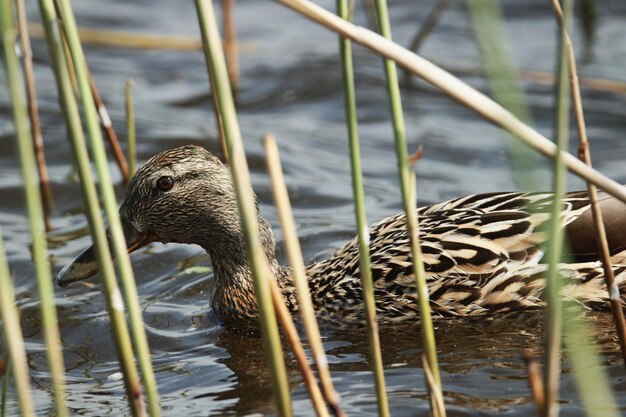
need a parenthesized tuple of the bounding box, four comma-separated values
(560, 259, 626, 309)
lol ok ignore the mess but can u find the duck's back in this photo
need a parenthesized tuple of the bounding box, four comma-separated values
(305, 190, 626, 322)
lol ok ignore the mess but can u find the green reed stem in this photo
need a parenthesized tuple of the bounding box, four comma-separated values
(274, 0, 626, 204)
(0, 230, 34, 417)
(0, 3, 68, 415)
(369, 0, 444, 411)
(125, 79, 137, 177)
(543, 1, 571, 416)
(549, 0, 621, 413)
(53, 1, 160, 415)
(37, 1, 153, 416)
(466, 0, 540, 189)
(335, 1, 389, 415)
(264, 134, 345, 417)
(551, 0, 626, 372)
(195, 2, 292, 416)
(563, 314, 619, 416)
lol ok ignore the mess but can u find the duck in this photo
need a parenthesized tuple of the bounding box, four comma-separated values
(57, 145, 626, 323)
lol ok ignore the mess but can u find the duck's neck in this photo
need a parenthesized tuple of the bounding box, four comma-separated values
(201, 215, 296, 320)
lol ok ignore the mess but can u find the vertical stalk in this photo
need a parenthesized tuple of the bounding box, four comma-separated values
(0, 230, 35, 417)
(87, 72, 130, 184)
(550, 0, 626, 370)
(52, 0, 159, 415)
(407, 0, 450, 54)
(195, 1, 292, 416)
(264, 135, 346, 417)
(467, 0, 540, 189)
(221, 0, 239, 91)
(521, 351, 545, 415)
(335, 1, 389, 415)
(36, 1, 155, 415)
(369, 0, 444, 411)
(125, 79, 137, 177)
(15, 0, 54, 232)
(269, 279, 329, 417)
(1, 2, 68, 415)
(543, 1, 571, 416)
(562, 313, 619, 416)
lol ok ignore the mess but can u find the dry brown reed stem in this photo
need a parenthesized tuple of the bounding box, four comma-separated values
(87, 73, 130, 184)
(522, 350, 545, 415)
(407, 0, 449, 54)
(221, 0, 239, 91)
(15, 0, 53, 232)
(269, 279, 330, 417)
(273, 0, 626, 205)
(550, 0, 626, 371)
(264, 134, 345, 417)
(54, 0, 130, 183)
(422, 355, 445, 417)
(0, 354, 6, 376)
(28, 22, 205, 50)
(436, 63, 626, 94)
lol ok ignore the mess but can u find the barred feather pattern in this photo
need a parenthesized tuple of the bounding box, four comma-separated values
(57, 146, 626, 324)
(295, 191, 626, 323)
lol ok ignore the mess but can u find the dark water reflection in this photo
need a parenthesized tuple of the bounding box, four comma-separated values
(2, 0, 626, 415)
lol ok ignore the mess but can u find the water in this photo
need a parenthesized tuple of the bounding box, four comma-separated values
(2, 0, 626, 415)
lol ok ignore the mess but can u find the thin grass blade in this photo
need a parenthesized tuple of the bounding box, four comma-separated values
(1, 2, 68, 414)
(0, 230, 35, 417)
(195, 1, 292, 415)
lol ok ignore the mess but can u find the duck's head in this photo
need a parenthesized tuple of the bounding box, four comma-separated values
(57, 145, 243, 287)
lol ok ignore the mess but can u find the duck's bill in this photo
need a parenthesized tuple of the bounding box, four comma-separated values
(56, 224, 155, 287)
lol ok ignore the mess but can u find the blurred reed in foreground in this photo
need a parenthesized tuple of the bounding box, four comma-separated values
(2, 0, 625, 416)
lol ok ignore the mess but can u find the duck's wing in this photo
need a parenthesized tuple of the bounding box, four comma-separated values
(363, 190, 618, 317)
(309, 190, 626, 319)
(420, 189, 626, 261)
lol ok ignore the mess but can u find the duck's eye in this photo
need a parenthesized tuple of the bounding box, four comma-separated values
(156, 176, 174, 192)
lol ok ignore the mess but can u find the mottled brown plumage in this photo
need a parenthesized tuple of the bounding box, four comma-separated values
(58, 145, 626, 324)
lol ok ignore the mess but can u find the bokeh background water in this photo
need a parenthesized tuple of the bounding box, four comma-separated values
(1, 0, 626, 415)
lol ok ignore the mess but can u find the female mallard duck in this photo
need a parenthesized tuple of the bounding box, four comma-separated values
(58, 145, 626, 323)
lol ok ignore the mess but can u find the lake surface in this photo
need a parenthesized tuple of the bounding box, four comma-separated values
(2, 0, 626, 415)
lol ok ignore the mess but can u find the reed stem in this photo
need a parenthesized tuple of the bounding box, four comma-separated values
(407, 0, 449, 55)
(422, 355, 445, 417)
(562, 313, 619, 416)
(550, 0, 626, 371)
(264, 134, 346, 417)
(0, 230, 35, 417)
(273, 0, 626, 204)
(53, 0, 160, 414)
(15, 0, 54, 232)
(369, 0, 444, 411)
(269, 279, 329, 417)
(543, 1, 571, 416)
(195, 1, 292, 415)
(335, 1, 389, 415)
(1, 2, 68, 414)
(221, 0, 239, 91)
(125, 79, 137, 177)
(466, 0, 540, 189)
(521, 351, 544, 415)
(39, 0, 158, 416)
(87, 72, 130, 184)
